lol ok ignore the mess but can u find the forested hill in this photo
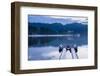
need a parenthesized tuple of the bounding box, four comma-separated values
(28, 22, 87, 35)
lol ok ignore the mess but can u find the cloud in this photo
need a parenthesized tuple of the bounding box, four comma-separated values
(48, 16, 88, 25)
(49, 16, 67, 19)
(28, 15, 88, 25)
(28, 45, 88, 60)
(41, 45, 88, 59)
(41, 50, 60, 59)
(78, 45, 88, 59)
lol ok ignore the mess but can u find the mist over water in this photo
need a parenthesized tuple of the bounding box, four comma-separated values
(28, 34, 88, 60)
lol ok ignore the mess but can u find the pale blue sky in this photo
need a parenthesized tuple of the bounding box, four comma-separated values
(28, 15, 88, 24)
(28, 15, 88, 25)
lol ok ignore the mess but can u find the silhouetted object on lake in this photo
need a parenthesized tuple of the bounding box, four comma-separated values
(73, 44, 78, 53)
(73, 44, 79, 59)
(59, 45, 79, 60)
(59, 44, 64, 60)
(59, 44, 63, 53)
(66, 45, 71, 53)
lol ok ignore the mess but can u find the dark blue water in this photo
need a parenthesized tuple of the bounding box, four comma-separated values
(28, 34, 88, 60)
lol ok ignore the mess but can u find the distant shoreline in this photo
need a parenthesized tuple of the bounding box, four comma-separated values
(28, 34, 80, 37)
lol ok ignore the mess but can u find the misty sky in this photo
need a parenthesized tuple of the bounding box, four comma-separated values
(28, 15, 88, 25)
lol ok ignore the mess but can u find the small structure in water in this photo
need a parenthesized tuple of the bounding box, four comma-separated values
(59, 44, 63, 53)
(59, 44, 79, 60)
(66, 45, 71, 52)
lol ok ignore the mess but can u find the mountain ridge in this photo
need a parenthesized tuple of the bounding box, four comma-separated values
(28, 22, 87, 35)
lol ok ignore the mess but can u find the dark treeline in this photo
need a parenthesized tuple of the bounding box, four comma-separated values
(28, 22, 87, 35)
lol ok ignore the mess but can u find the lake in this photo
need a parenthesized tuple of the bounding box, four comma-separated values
(28, 34, 88, 60)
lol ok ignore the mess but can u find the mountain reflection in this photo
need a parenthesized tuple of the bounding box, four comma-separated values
(28, 34, 87, 47)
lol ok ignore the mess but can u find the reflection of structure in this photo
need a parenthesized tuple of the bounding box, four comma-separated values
(28, 34, 87, 47)
(59, 45, 79, 59)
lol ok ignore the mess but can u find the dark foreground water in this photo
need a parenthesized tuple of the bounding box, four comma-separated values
(28, 34, 88, 60)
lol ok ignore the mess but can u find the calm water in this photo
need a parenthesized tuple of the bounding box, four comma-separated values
(28, 34, 88, 60)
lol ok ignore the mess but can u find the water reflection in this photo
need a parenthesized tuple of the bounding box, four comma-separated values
(28, 34, 88, 60)
(28, 34, 87, 47)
